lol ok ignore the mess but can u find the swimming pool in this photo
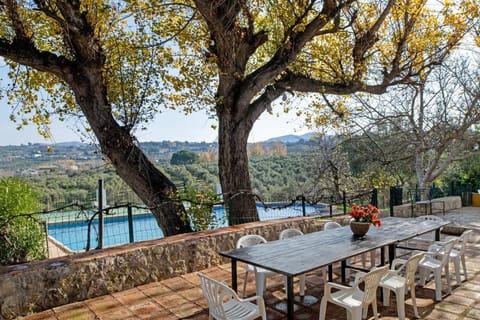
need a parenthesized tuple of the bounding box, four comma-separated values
(47, 203, 328, 251)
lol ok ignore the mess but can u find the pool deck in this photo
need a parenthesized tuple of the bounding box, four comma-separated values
(18, 207, 480, 320)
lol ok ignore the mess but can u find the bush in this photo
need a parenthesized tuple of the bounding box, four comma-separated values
(170, 150, 200, 165)
(0, 177, 46, 265)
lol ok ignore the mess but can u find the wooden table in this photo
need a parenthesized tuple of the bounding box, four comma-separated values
(220, 217, 449, 320)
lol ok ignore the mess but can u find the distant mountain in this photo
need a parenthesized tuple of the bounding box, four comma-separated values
(264, 132, 314, 143)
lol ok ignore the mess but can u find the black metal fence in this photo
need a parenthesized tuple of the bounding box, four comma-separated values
(389, 183, 475, 214)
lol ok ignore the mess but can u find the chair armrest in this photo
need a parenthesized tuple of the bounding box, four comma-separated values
(240, 295, 265, 304)
(390, 258, 407, 273)
(427, 243, 444, 253)
(324, 281, 352, 295)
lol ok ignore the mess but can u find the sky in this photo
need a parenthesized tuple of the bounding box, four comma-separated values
(0, 97, 311, 146)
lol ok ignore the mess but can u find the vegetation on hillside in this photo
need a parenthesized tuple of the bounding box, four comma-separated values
(0, 177, 46, 265)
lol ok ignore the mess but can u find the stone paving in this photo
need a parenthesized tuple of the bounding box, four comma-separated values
(17, 208, 480, 320)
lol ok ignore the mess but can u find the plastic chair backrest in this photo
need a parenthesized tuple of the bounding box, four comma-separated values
(279, 228, 303, 240)
(457, 229, 473, 255)
(362, 265, 389, 305)
(237, 234, 267, 249)
(405, 252, 425, 285)
(324, 221, 342, 230)
(436, 239, 456, 265)
(198, 272, 235, 319)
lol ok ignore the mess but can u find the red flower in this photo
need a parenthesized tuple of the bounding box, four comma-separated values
(349, 203, 381, 227)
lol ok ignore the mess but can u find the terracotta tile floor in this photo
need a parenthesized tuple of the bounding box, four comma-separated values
(18, 209, 480, 320)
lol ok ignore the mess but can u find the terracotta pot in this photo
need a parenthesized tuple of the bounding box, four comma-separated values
(350, 221, 370, 237)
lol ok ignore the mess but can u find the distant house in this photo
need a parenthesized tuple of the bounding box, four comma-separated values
(19, 169, 40, 176)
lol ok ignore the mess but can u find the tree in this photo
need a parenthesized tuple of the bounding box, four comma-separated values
(152, 0, 476, 223)
(0, 177, 46, 265)
(248, 142, 266, 157)
(350, 56, 480, 198)
(170, 150, 200, 165)
(0, 1, 191, 235)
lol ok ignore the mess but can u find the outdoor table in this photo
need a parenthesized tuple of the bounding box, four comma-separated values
(220, 217, 449, 320)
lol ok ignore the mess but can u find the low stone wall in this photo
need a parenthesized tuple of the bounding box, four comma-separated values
(393, 196, 462, 218)
(0, 215, 352, 319)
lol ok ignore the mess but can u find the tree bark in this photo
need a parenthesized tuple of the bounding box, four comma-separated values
(217, 107, 259, 224)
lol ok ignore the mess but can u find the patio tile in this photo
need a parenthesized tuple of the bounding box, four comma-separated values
(455, 289, 480, 300)
(51, 301, 96, 320)
(466, 307, 480, 319)
(169, 301, 204, 318)
(112, 289, 148, 306)
(138, 283, 172, 299)
(127, 301, 164, 319)
(178, 286, 204, 301)
(161, 276, 196, 292)
(17, 310, 57, 320)
(444, 293, 476, 306)
(153, 292, 189, 309)
(435, 301, 469, 315)
(84, 295, 120, 314)
(423, 308, 461, 319)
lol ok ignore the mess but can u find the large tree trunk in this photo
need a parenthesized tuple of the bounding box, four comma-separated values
(218, 109, 259, 225)
(99, 126, 192, 236)
(70, 71, 192, 236)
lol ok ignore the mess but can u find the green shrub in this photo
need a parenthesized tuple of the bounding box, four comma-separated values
(0, 177, 46, 265)
(169, 185, 223, 231)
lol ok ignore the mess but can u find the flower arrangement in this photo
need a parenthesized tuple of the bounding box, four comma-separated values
(349, 204, 382, 227)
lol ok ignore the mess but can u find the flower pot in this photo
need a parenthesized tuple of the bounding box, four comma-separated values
(350, 221, 370, 237)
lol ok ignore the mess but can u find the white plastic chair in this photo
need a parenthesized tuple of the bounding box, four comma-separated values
(448, 229, 472, 285)
(379, 251, 425, 320)
(418, 238, 456, 301)
(319, 265, 389, 320)
(236, 235, 278, 297)
(324, 221, 375, 275)
(279, 228, 306, 296)
(437, 229, 472, 286)
(198, 272, 267, 320)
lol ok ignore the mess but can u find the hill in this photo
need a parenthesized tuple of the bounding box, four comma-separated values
(265, 132, 314, 143)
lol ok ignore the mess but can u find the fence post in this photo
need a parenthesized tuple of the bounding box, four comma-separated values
(301, 195, 306, 217)
(42, 220, 49, 258)
(127, 203, 134, 243)
(389, 186, 403, 217)
(97, 179, 104, 249)
(371, 188, 378, 207)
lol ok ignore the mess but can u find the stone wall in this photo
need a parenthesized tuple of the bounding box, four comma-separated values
(0, 215, 352, 319)
(392, 196, 462, 218)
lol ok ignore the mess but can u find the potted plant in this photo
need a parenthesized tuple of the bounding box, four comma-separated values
(349, 204, 382, 237)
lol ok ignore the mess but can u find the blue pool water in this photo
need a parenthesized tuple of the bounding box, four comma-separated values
(47, 203, 327, 251)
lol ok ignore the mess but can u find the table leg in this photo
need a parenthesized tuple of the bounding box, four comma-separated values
(341, 260, 346, 282)
(435, 228, 441, 241)
(381, 246, 386, 266)
(328, 264, 333, 282)
(231, 259, 237, 292)
(286, 275, 294, 320)
(388, 244, 395, 267)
